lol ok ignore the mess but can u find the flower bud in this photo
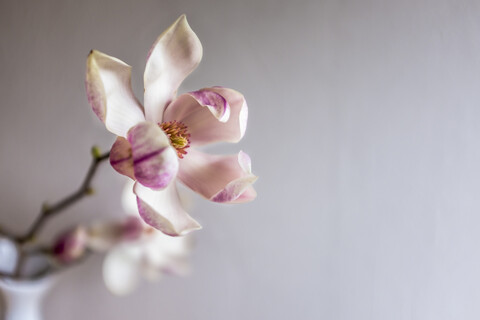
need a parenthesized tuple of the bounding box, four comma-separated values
(52, 226, 88, 264)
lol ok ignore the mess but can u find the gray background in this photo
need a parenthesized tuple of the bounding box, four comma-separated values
(1, 0, 480, 319)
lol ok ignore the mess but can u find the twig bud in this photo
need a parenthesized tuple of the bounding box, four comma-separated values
(91, 146, 102, 159)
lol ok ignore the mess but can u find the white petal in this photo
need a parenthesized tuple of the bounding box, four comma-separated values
(122, 180, 139, 216)
(103, 245, 142, 295)
(86, 50, 145, 137)
(134, 182, 201, 236)
(143, 15, 203, 122)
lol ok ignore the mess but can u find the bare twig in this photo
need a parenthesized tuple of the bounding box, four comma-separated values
(0, 148, 110, 281)
(15, 150, 110, 244)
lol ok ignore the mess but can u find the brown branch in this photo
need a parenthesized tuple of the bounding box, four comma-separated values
(0, 147, 108, 281)
(16, 150, 110, 244)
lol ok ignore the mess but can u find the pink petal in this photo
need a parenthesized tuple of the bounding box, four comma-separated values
(144, 15, 203, 123)
(178, 149, 258, 203)
(109, 137, 135, 180)
(205, 87, 248, 142)
(85, 50, 145, 137)
(163, 87, 247, 146)
(226, 186, 257, 204)
(164, 90, 230, 123)
(127, 122, 179, 189)
(134, 182, 202, 236)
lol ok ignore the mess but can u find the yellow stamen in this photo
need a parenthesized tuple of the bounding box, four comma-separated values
(159, 120, 191, 158)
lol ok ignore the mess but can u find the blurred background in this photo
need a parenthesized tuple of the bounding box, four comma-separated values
(2, 0, 480, 319)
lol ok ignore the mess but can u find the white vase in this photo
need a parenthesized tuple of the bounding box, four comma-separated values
(0, 277, 55, 320)
(0, 237, 56, 320)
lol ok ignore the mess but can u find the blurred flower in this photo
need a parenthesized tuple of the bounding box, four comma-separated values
(85, 15, 257, 236)
(52, 226, 88, 264)
(102, 227, 191, 295)
(86, 216, 144, 252)
(88, 182, 192, 295)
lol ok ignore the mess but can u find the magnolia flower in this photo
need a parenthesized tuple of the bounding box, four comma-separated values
(89, 182, 192, 295)
(85, 15, 257, 236)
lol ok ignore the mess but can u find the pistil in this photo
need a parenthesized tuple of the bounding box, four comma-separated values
(159, 120, 191, 158)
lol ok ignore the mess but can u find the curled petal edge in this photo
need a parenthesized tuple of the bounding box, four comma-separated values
(206, 87, 248, 142)
(163, 88, 247, 146)
(187, 89, 231, 122)
(210, 151, 257, 203)
(210, 174, 258, 203)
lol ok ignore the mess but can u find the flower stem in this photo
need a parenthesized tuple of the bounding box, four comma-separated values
(16, 150, 110, 244)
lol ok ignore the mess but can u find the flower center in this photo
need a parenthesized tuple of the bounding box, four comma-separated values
(159, 120, 190, 159)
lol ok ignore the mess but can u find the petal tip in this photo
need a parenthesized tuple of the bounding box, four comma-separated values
(238, 150, 252, 173)
(178, 14, 187, 22)
(144, 14, 203, 122)
(210, 175, 258, 203)
(175, 221, 202, 237)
